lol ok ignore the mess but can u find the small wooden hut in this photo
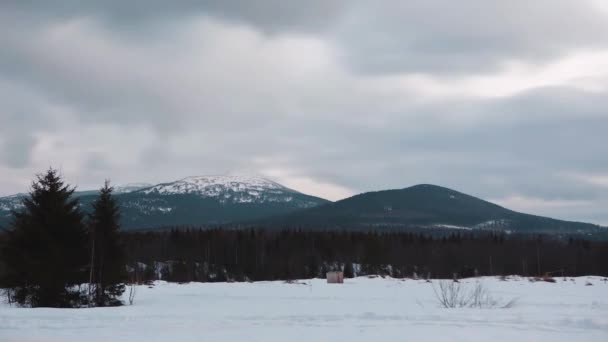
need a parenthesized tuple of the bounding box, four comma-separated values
(326, 271, 344, 284)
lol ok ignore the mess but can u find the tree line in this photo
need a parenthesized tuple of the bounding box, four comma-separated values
(123, 227, 608, 283)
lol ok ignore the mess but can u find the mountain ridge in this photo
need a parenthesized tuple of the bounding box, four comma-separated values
(0, 175, 329, 230)
(256, 184, 602, 234)
(139, 175, 301, 203)
(0, 179, 603, 235)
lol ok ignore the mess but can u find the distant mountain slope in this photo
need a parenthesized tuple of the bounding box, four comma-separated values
(0, 175, 329, 230)
(262, 184, 601, 234)
(1, 181, 602, 235)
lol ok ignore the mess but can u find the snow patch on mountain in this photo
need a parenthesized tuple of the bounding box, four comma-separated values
(143, 175, 287, 194)
(0, 194, 25, 215)
(114, 183, 153, 194)
(141, 175, 300, 204)
(473, 219, 511, 229)
(431, 223, 473, 230)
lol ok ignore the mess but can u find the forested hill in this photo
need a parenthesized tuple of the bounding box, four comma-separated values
(260, 184, 602, 234)
(0, 175, 329, 230)
(1, 181, 602, 235)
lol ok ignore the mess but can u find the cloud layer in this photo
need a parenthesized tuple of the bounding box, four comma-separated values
(1, 1, 607, 224)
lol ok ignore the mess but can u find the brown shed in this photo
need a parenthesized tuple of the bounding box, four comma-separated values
(326, 271, 344, 284)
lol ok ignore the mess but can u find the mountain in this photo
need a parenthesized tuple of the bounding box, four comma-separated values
(1, 180, 602, 235)
(140, 176, 303, 203)
(114, 183, 154, 194)
(0, 175, 329, 230)
(71, 183, 153, 197)
(261, 184, 602, 234)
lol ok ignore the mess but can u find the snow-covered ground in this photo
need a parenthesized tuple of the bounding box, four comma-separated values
(1, 276, 607, 342)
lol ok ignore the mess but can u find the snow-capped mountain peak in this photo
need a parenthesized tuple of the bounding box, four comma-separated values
(0, 175, 328, 228)
(140, 175, 297, 204)
(113, 183, 154, 194)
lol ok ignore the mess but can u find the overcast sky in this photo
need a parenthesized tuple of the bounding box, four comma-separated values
(1, 1, 607, 225)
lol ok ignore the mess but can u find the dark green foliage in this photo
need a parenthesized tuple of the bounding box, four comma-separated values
(265, 184, 601, 234)
(114, 192, 329, 230)
(1, 169, 89, 307)
(127, 262, 155, 284)
(0, 191, 330, 230)
(306, 255, 320, 278)
(89, 181, 126, 306)
(319, 263, 328, 279)
(343, 262, 354, 278)
(1, 183, 603, 235)
(122, 228, 608, 283)
(142, 264, 157, 283)
(164, 260, 190, 283)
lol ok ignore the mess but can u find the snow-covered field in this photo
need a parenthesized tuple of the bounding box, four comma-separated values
(1, 276, 607, 342)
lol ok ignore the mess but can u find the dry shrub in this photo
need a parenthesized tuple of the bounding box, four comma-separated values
(432, 280, 517, 309)
(128, 283, 136, 305)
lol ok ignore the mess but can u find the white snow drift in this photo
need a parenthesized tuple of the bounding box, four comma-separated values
(1, 276, 607, 342)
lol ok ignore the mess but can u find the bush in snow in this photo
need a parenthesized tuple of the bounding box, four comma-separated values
(432, 280, 517, 309)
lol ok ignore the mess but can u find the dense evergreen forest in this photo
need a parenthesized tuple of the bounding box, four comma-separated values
(123, 228, 608, 283)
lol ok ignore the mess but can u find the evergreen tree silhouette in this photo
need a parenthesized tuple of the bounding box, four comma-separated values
(2, 169, 88, 307)
(89, 180, 126, 306)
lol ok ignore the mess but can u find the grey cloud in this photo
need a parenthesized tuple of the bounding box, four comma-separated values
(0, 82, 55, 169)
(1, 0, 350, 33)
(255, 86, 608, 209)
(333, 0, 608, 74)
(5, 1, 608, 75)
(84, 152, 110, 171)
(0, 134, 36, 168)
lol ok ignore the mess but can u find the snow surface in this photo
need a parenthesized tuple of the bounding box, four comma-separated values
(1, 276, 607, 342)
(143, 175, 287, 195)
(431, 224, 473, 230)
(113, 183, 154, 194)
(141, 175, 298, 204)
(0, 195, 24, 215)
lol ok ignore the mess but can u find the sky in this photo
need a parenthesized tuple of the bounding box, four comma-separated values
(1, 1, 607, 225)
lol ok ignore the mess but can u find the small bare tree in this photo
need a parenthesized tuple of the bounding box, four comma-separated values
(126, 263, 139, 305)
(2, 289, 13, 306)
(433, 280, 468, 308)
(128, 283, 136, 306)
(432, 280, 516, 309)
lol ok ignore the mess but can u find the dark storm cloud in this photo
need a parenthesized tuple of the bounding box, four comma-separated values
(0, 1, 607, 224)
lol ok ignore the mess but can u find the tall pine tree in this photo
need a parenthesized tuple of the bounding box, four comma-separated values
(89, 180, 126, 306)
(1, 169, 89, 307)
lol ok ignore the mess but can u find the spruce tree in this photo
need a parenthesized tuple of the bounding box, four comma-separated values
(1, 169, 89, 307)
(89, 180, 126, 306)
(343, 262, 355, 278)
